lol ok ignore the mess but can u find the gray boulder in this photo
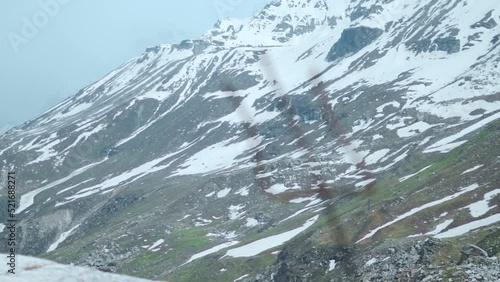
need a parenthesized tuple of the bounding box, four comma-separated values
(461, 244, 488, 258)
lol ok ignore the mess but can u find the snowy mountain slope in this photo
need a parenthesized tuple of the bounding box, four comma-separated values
(0, 0, 499, 281)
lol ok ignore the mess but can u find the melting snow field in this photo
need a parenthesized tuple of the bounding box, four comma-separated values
(235, 186, 250, 196)
(224, 215, 319, 258)
(47, 224, 80, 252)
(355, 178, 376, 188)
(423, 141, 467, 154)
(461, 164, 484, 175)
(57, 151, 181, 206)
(424, 112, 500, 153)
(182, 241, 240, 265)
(408, 219, 454, 238)
(174, 137, 261, 175)
(279, 200, 323, 223)
(465, 189, 500, 218)
(398, 165, 432, 182)
(234, 274, 250, 281)
(364, 149, 390, 165)
(357, 184, 480, 242)
(264, 183, 290, 194)
(146, 239, 165, 252)
(426, 219, 454, 236)
(228, 205, 246, 220)
(435, 214, 500, 239)
(396, 121, 436, 138)
(17, 160, 106, 214)
(245, 218, 260, 227)
(217, 188, 231, 198)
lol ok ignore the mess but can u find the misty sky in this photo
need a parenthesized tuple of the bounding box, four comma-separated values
(0, 0, 270, 133)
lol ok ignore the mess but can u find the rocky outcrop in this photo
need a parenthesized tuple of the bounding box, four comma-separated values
(471, 11, 498, 29)
(326, 26, 384, 62)
(432, 37, 461, 54)
(82, 242, 140, 273)
(406, 36, 461, 54)
(254, 237, 500, 282)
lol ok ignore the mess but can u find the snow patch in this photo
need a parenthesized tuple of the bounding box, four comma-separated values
(147, 239, 165, 252)
(174, 137, 261, 175)
(245, 218, 259, 227)
(234, 274, 250, 282)
(397, 122, 436, 138)
(364, 149, 390, 165)
(435, 214, 500, 239)
(224, 215, 319, 258)
(229, 204, 245, 220)
(365, 258, 377, 266)
(328, 259, 336, 271)
(47, 224, 80, 252)
(182, 241, 240, 265)
(18, 160, 106, 214)
(409, 219, 454, 238)
(461, 164, 484, 175)
(217, 188, 231, 198)
(399, 165, 433, 183)
(425, 112, 500, 153)
(264, 184, 290, 195)
(355, 178, 376, 188)
(466, 189, 500, 218)
(235, 186, 250, 196)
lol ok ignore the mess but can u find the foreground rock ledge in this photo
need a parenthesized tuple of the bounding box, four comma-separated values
(0, 254, 161, 282)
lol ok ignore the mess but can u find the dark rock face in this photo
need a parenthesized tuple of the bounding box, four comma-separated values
(471, 10, 498, 29)
(192, 40, 210, 55)
(350, 5, 383, 21)
(432, 37, 461, 54)
(406, 37, 461, 54)
(326, 26, 384, 62)
(491, 34, 500, 45)
(406, 39, 433, 54)
(273, 18, 317, 42)
(293, 19, 317, 36)
(137, 46, 162, 63)
(288, 95, 322, 122)
(327, 16, 337, 28)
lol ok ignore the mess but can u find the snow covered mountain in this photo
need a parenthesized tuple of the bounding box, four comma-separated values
(1, 0, 499, 281)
